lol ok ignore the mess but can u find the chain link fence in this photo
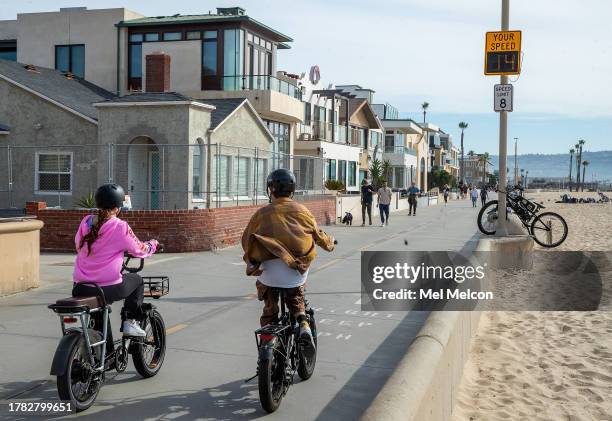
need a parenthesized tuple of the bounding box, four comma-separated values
(0, 143, 328, 210)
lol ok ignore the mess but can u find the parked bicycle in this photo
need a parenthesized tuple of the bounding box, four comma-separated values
(478, 186, 568, 247)
(48, 252, 169, 412)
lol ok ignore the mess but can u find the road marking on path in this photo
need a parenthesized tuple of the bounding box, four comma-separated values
(314, 258, 341, 272)
(165, 323, 189, 335)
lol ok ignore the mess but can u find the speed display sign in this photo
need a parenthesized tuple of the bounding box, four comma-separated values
(485, 31, 522, 75)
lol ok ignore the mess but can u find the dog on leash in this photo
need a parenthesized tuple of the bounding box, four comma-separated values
(342, 211, 353, 226)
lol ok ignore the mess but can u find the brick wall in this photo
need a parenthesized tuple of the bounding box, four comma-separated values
(145, 52, 171, 92)
(26, 199, 335, 253)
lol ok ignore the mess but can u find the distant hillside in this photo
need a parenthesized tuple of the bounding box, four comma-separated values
(489, 150, 612, 181)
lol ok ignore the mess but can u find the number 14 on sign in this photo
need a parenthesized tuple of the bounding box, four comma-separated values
(494, 84, 513, 112)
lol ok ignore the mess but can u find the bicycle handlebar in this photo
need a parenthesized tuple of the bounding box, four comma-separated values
(122, 242, 163, 274)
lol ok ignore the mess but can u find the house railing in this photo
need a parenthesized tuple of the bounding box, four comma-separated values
(221, 75, 302, 100)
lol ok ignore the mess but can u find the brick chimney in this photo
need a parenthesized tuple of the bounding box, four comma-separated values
(145, 52, 171, 92)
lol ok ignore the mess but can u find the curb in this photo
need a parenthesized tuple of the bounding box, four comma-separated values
(362, 235, 534, 421)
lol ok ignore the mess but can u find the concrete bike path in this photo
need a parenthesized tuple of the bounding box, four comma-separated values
(0, 197, 482, 420)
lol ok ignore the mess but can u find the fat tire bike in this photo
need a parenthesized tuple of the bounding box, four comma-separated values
(48, 251, 169, 412)
(478, 187, 568, 248)
(247, 288, 318, 413)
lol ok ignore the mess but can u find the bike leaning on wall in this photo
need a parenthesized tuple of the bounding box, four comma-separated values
(47, 252, 169, 412)
(477, 186, 568, 247)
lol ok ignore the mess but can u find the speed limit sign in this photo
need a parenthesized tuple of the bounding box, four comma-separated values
(494, 84, 513, 112)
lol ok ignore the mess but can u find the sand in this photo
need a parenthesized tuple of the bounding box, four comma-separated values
(452, 191, 612, 421)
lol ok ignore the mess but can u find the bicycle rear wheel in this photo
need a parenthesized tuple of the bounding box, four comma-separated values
(298, 311, 317, 381)
(530, 212, 568, 248)
(258, 339, 285, 413)
(477, 200, 499, 235)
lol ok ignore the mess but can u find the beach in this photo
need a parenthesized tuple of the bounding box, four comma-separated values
(452, 191, 612, 421)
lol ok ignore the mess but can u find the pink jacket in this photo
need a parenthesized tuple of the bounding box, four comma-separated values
(73, 215, 157, 286)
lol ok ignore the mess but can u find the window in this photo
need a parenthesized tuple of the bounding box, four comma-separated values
(255, 158, 267, 195)
(55, 45, 85, 78)
(358, 128, 366, 149)
(213, 155, 231, 196)
(264, 120, 290, 168)
(186, 31, 201, 40)
(338, 160, 347, 186)
(0, 40, 17, 61)
(236, 156, 250, 196)
(371, 131, 381, 150)
(326, 159, 337, 181)
(163, 32, 182, 41)
(297, 158, 314, 190)
(35, 152, 72, 193)
(202, 31, 218, 76)
(348, 161, 357, 186)
(192, 144, 203, 198)
(223, 29, 245, 90)
(145, 33, 159, 42)
(129, 44, 142, 78)
(129, 34, 143, 42)
(304, 102, 312, 124)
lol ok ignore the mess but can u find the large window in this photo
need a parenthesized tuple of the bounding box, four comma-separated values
(235, 156, 250, 196)
(326, 159, 337, 181)
(338, 160, 347, 186)
(255, 158, 268, 195)
(371, 131, 381, 150)
(213, 155, 231, 196)
(304, 102, 312, 125)
(223, 29, 245, 90)
(202, 30, 218, 90)
(192, 144, 203, 198)
(264, 120, 290, 167)
(55, 45, 85, 78)
(35, 152, 72, 193)
(348, 161, 357, 187)
(297, 158, 314, 190)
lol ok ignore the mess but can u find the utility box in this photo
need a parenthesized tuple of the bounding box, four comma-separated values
(0, 219, 44, 296)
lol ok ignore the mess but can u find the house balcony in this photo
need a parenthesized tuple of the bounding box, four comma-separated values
(383, 145, 418, 167)
(191, 75, 304, 123)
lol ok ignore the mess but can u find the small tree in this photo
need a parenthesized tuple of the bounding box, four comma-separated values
(381, 159, 393, 186)
(369, 158, 384, 188)
(432, 169, 452, 188)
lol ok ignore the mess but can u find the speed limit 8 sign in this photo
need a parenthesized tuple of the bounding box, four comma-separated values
(494, 84, 513, 112)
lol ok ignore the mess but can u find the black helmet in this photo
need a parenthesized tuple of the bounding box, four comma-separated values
(267, 169, 296, 198)
(95, 184, 125, 209)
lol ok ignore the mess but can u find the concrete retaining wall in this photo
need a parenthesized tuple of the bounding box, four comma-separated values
(361, 310, 481, 421)
(0, 219, 44, 296)
(362, 234, 535, 421)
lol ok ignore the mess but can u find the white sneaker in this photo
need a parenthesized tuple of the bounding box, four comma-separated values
(122, 319, 146, 337)
(380, 222, 385, 227)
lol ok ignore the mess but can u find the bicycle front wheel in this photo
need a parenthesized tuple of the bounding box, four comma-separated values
(477, 200, 499, 235)
(132, 309, 166, 378)
(530, 212, 568, 248)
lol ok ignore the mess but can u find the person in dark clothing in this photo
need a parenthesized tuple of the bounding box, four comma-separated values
(361, 179, 375, 226)
(480, 186, 488, 207)
(407, 181, 420, 216)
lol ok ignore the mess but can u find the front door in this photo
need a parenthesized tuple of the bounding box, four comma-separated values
(149, 151, 160, 209)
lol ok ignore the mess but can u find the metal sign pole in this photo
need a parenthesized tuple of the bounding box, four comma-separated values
(497, 0, 510, 235)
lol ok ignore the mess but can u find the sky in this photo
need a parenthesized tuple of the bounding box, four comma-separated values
(2, 0, 611, 154)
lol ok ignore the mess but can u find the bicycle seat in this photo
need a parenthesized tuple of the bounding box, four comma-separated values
(54, 296, 104, 310)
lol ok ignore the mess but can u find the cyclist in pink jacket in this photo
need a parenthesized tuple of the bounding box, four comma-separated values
(72, 184, 158, 337)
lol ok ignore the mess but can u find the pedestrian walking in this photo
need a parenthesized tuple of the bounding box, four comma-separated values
(443, 184, 450, 205)
(480, 185, 488, 207)
(407, 181, 420, 216)
(360, 178, 375, 226)
(377, 180, 392, 226)
(471, 186, 479, 208)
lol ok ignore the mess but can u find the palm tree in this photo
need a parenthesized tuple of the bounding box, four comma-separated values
(382, 159, 393, 186)
(568, 148, 575, 192)
(577, 139, 585, 191)
(421, 102, 429, 124)
(581, 160, 589, 192)
(458, 122, 468, 184)
(468, 150, 475, 157)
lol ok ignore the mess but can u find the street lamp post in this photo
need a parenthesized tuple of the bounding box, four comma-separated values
(514, 137, 519, 186)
